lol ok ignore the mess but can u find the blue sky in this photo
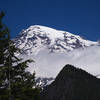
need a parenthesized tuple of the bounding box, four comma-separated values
(0, 0, 100, 41)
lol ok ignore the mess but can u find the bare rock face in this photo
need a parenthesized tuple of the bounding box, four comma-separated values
(40, 64, 100, 100)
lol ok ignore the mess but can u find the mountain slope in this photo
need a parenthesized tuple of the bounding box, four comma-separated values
(14, 25, 98, 55)
(40, 64, 100, 100)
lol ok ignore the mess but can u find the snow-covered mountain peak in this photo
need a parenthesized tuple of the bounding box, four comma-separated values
(15, 25, 98, 55)
(23, 25, 65, 41)
(21, 25, 82, 41)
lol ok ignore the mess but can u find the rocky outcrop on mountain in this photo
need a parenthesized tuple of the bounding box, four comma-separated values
(40, 64, 100, 100)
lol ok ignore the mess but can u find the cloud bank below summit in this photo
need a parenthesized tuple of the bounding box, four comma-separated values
(26, 46, 100, 78)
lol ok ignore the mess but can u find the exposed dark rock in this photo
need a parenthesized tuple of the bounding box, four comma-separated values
(40, 64, 100, 100)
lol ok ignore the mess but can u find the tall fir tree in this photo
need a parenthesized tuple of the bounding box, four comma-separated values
(0, 12, 40, 100)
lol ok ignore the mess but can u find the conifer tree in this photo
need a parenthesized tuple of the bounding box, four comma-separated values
(0, 11, 10, 100)
(0, 11, 40, 100)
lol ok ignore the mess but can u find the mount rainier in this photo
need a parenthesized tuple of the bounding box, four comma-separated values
(14, 25, 100, 87)
(15, 25, 98, 55)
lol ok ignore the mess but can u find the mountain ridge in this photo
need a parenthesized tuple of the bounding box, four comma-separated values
(40, 64, 100, 100)
(14, 25, 98, 55)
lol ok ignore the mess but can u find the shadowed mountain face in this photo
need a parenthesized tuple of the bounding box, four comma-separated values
(40, 65, 100, 100)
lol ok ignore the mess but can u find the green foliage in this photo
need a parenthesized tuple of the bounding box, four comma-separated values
(0, 11, 9, 65)
(0, 11, 40, 100)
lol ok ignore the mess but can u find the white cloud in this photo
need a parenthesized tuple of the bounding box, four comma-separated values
(26, 46, 100, 78)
